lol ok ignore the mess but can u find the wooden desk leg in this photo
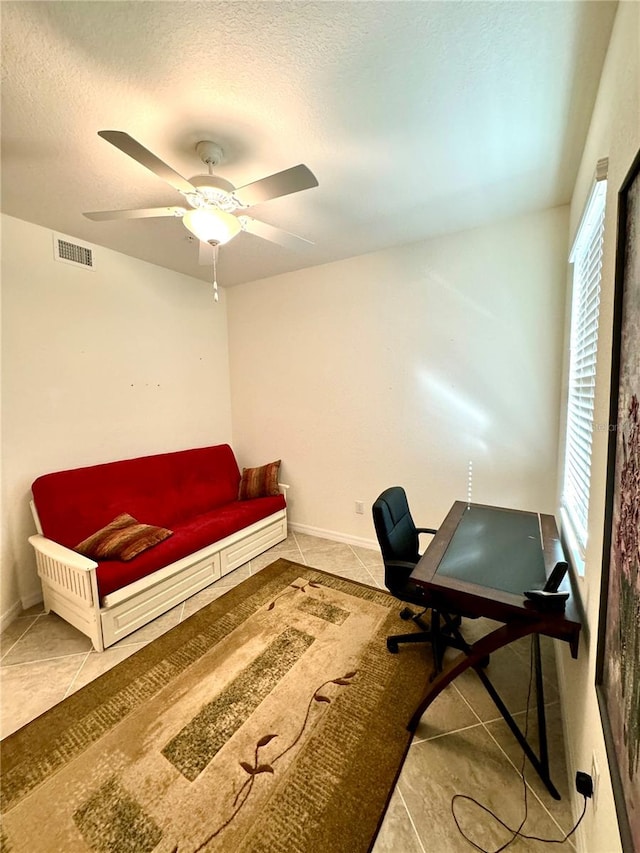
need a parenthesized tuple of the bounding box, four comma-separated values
(407, 621, 561, 800)
(471, 647, 560, 800)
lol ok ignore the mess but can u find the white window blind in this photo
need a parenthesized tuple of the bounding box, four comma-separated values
(561, 169, 607, 559)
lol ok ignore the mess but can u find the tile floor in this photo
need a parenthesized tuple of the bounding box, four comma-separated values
(1, 532, 577, 852)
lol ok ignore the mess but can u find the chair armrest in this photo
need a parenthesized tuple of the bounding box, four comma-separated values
(385, 561, 431, 602)
(416, 527, 438, 536)
(28, 534, 98, 571)
(278, 482, 290, 496)
(385, 559, 419, 572)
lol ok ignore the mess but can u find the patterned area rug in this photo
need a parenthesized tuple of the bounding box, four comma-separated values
(1, 559, 433, 853)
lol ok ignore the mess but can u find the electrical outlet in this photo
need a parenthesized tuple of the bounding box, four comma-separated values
(591, 753, 600, 810)
(355, 501, 364, 515)
(576, 771, 593, 798)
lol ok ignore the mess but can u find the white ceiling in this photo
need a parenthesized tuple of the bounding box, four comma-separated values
(1, 1, 616, 287)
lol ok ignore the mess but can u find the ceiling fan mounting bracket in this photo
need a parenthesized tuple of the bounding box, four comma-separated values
(195, 141, 224, 167)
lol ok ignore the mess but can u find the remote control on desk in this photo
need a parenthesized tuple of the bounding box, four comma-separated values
(524, 589, 570, 610)
(543, 561, 568, 593)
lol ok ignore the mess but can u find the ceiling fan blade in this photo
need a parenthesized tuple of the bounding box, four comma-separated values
(234, 164, 318, 207)
(98, 131, 196, 195)
(199, 240, 216, 266)
(84, 206, 186, 221)
(240, 216, 314, 250)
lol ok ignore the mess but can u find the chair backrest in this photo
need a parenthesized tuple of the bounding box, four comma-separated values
(372, 486, 420, 566)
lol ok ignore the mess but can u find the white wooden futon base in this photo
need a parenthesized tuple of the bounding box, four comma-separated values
(29, 505, 287, 651)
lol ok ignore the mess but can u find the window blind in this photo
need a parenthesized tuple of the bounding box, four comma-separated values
(562, 172, 607, 555)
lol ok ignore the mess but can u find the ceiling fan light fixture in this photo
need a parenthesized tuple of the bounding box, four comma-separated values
(182, 208, 241, 245)
(185, 174, 238, 212)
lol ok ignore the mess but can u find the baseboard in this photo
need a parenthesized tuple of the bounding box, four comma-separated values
(21, 590, 44, 611)
(1, 590, 45, 631)
(0, 599, 24, 633)
(555, 644, 585, 852)
(288, 522, 378, 551)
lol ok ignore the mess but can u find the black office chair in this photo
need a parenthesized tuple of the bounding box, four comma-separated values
(372, 486, 468, 673)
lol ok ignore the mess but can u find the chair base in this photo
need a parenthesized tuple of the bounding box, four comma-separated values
(387, 608, 487, 675)
(400, 606, 418, 621)
(399, 605, 462, 629)
(387, 631, 432, 653)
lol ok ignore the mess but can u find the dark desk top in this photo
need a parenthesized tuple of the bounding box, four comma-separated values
(411, 501, 582, 656)
(435, 504, 546, 594)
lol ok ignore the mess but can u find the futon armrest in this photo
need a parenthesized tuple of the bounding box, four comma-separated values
(28, 534, 98, 571)
(416, 526, 438, 536)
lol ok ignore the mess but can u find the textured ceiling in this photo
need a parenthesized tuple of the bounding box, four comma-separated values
(1, 1, 616, 287)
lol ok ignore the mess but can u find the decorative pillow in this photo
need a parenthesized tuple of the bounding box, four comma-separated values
(75, 513, 173, 562)
(238, 460, 281, 500)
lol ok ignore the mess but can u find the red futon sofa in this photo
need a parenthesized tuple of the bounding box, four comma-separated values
(28, 444, 288, 650)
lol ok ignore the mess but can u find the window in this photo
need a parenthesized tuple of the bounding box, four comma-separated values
(561, 162, 607, 570)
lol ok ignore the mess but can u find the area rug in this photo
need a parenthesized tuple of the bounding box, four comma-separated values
(0, 558, 433, 853)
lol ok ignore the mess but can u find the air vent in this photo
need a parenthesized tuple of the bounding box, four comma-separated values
(53, 233, 95, 270)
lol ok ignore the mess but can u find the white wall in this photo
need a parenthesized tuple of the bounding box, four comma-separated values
(227, 205, 569, 545)
(557, 3, 639, 851)
(1, 214, 232, 621)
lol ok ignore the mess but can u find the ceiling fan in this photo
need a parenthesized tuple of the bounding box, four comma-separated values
(84, 131, 319, 267)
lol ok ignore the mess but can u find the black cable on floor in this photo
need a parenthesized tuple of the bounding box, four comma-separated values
(450, 637, 588, 851)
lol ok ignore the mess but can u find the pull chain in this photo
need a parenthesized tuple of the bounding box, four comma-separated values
(212, 244, 219, 302)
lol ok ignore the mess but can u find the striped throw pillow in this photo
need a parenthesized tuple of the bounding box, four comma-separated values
(238, 460, 281, 500)
(75, 513, 173, 561)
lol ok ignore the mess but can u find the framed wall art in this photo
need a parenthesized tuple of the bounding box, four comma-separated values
(596, 146, 640, 853)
